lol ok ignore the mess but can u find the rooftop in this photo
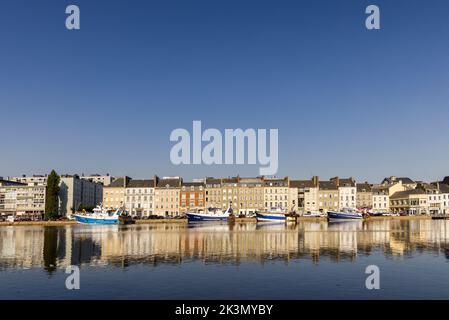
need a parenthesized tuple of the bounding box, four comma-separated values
(182, 182, 205, 187)
(319, 181, 338, 190)
(390, 189, 425, 199)
(290, 180, 315, 188)
(357, 182, 372, 192)
(127, 179, 155, 188)
(382, 176, 415, 185)
(156, 178, 182, 188)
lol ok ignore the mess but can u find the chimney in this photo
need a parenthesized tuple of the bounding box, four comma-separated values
(153, 175, 159, 187)
(123, 176, 131, 188)
(312, 176, 319, 187)
(331, 176, 340, 186)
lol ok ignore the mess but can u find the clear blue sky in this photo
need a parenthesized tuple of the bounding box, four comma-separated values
(1, 0, 448, 182)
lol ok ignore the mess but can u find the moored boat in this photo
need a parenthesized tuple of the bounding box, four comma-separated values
(303, 211, 326, 218)
(73, 205, 123, 225)
(256, 207, 287, 222)
(327, 208, 363, 221)
(186, 207, 233, 222)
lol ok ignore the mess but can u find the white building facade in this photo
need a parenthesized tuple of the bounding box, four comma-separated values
(333, 177, 357, 209)
(125, 180, 155, 217)
(81, 174, 115, 186)
(0, 183, 46, 218)
(263, 177, 290, 211)
(372, 193, 390, 213)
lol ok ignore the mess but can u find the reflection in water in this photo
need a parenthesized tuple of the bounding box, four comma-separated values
(1, 220, 449, 271)
(43, 227, 58, 273)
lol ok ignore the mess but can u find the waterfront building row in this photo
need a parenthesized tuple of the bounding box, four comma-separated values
(102, 175, 449, 217)
(3, 173, 449, 217)
(0, 175, 104, 217)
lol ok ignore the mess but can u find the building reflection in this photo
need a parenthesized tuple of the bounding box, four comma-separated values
(1, 220, 449, 271)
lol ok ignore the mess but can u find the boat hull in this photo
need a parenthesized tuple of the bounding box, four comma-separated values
(186, 213, 229, 222)
(327, 211, 363, 221)
(256, 212, 286, 222)
(73, 214, 118, 225)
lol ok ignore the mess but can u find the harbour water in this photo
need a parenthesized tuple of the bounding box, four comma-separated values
(1, 219, 448, 299)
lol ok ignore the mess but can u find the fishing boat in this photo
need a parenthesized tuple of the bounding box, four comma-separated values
(72, 205, 123, 224)
(186, 207, 233, 222)
(327, 207, 363, 221)
(256, 207, 287, 222)
(303, 211, 326, 218)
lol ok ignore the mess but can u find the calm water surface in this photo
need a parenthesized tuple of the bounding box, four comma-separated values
(1, 220, 448, 299)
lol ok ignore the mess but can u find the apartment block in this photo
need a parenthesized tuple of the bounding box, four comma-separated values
(0, 179, 45, 218)
(263, 177, 290, 211)
(103, 176, 131, 209)
(59, 175, 103, 216)
(221, 176, 240, 211)
(205, 177, 222, 209)
(291, 176, 320, 214)
(289, 184, 299, 213)
(180, 181, 205, 213)
(317, 180, 339, 212)
(125, 179, 155, 217)
(356, 182, 373, 210)
(390, 189, 428, 215)
(331, 177, 357, 209)
(154, 176, 182, 216)
(372, 186, 390, 213)
(238, 177, 264, 215)
(439, 183, 449, 214)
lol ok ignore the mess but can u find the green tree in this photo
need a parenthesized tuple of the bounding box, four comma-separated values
(45, 170, 60, 220)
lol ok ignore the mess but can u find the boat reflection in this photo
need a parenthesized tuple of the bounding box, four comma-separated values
(1, 219, 449, 272)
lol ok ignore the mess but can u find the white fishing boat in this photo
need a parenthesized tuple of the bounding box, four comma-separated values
(303, 211, 326, 218)
(186, 207, 233, 222)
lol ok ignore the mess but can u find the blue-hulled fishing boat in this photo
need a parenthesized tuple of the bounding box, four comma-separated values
(256, 207, 286, 222)
(73, 205, 123, 224)
(327, 208, 363, 221)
